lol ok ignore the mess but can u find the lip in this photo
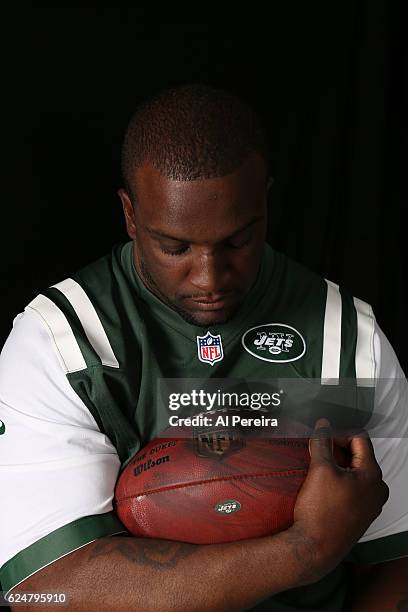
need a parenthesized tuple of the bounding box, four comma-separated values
(189, 295, 235, 311)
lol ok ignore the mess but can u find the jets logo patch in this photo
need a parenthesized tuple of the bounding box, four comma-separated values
(242, 323, 306, 363)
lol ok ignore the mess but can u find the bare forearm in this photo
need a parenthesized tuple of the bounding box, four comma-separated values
(13, 530, 324, 612)
(12, 423, 390, 611)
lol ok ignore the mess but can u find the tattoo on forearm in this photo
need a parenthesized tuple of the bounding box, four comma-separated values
(89, 537, 197, 570)
(283, 528, 319, 582)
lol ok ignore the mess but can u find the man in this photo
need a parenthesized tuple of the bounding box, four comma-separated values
(0, 84, 407, 611)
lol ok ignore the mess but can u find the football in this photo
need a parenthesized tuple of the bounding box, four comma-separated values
(114, 420, 338, 544)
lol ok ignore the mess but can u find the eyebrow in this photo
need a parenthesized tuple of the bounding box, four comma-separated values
(145, 216, 263, 243)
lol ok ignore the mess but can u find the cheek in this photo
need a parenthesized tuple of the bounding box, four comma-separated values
(141, 240, 181, 272)
(146, 253, 189, 290)
(231, 244, 263, 275)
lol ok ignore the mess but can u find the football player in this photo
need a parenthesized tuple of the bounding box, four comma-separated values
(1, 84, 406, 611)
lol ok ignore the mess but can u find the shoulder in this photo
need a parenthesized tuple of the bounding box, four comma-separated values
(271, 248, 378, 381)
(12, 242, 141, 374)
(0, 304, 99, 429)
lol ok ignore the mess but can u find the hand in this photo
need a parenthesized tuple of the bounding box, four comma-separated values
(291, 418, 389, 575)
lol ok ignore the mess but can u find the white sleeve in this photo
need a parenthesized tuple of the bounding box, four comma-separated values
(0, 309, 126, 593)
(353, 319, 408, 561)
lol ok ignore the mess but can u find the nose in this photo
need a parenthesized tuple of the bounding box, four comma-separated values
(189, 250, 230, 295)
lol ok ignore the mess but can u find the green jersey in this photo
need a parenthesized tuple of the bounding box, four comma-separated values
(1, 241, 407, 610)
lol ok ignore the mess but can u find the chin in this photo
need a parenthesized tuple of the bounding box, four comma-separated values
(178, 306, 237, 327)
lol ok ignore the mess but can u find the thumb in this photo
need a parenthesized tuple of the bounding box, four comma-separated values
(308, 418, 334, 465)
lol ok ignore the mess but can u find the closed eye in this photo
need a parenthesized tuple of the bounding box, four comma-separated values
(228, 238, 251, 249)
(159, 245, 190, 256)
(160, 238, 251, 256)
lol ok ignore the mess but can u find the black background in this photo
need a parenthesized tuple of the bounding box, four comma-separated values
(3, 2, 407, 371)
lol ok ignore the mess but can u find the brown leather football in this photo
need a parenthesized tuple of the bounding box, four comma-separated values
(114, 424, 340, 544)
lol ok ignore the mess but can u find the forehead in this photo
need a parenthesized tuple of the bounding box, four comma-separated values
(133, 153, 268, 238)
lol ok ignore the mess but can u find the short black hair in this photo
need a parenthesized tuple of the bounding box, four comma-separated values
(121, 83, 271, 200)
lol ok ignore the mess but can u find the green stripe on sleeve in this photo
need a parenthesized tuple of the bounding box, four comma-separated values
(346, 531, 408, 564)
(0, 511, 127, 593)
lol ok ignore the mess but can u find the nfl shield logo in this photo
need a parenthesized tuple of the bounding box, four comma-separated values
(194, 429, 244, 457)
(196, 331, 224, 366)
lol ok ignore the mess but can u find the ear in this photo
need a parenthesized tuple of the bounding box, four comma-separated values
(118, 188, 137, 240)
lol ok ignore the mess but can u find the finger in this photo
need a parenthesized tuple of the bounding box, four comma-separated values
(349, 431, 377, 471)
(308, 418, 334, 465)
